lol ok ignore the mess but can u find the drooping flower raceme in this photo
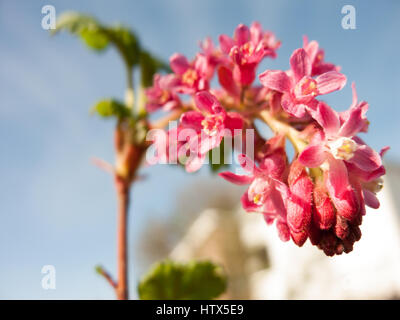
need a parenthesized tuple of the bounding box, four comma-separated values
(145, 22, 388, 256)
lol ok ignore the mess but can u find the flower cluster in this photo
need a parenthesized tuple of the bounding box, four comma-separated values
(146, 23, 388, 256)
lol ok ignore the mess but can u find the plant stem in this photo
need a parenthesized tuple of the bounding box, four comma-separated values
(115, 176, 129, 300)
(259, 110, 307, 153)
(125, 67, 135, 109)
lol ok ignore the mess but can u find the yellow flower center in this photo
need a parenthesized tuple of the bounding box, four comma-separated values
(182, 68, 198, 86)
(328, 137, 357, 161)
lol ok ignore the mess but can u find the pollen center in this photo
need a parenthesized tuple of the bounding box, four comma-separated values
(328, 137, 357, 161)
(201, 115, 224, 136)
(182, 68, 198, 86)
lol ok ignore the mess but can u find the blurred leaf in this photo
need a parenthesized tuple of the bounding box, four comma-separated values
(79, 28, 109, 50)
(208, 138, 230, 172)
(138, 260, 227, 300)
(53, 12, 140, 68)
(92, 99, 131, 119)
(140, 50, 171, 87)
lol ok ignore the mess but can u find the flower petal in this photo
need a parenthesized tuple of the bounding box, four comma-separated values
(219, 171, 253, 185)
(363, 189, 380, 209)
(225, 112, 244, 131)
(194, 91, 218, 114)
(259, 70, 291, 93)
(281, 93, 307, 118)
(338, 107, 365, 137)
(290, 48, 311, 82)
(185, 153, 206, 173)
(170, 53, 190, 75)
(316, 71, 346, 95)
(234, 24, 250, 46)
(298, 144, 327, 167)
(238, 153, 261, 174)
(314, 102, 340, 136)
(218, 66, 240, 97)
(348, 144, 382, 171)
(219, 34, 235, 54)
(241, 190, 260, 211)
(180, 111, 204, 129)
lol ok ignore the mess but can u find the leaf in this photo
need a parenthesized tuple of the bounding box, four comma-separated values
(91, 99, 131, 119)
(53, 12, 140, 68)
(140, 50, 171, 87)
(79, 28, 109, 50)
(138, 260, 227, 300)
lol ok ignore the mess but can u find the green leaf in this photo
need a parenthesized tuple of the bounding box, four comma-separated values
(107, 25, 140, 68)
(140, 50, 171, 87)
(79, 28, 109, 50)
(53, 12, 140, 68)
(138, 260, 227, 300)
(91, 99, 131, 119)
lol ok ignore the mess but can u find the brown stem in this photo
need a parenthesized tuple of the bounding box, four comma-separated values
(115, 175, 129, 300)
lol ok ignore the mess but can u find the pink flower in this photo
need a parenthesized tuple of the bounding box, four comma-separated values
(170, 53, 212, 94)
(218, 22, 280, 87)
(178, 91, 243, 172)
(299, 101, 382, 220)
(145, 74, 181, 112)
(303, 36, 340, 76)
(339, 83, 369, 134)
(199, 37, 225, 78)
(259, 48, 347, 118)
(219, 151, 291, 242)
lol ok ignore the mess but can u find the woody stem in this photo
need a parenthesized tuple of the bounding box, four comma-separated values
(115, 176, 129, 300)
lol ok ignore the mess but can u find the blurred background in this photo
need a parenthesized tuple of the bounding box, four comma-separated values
(1, 0, 399, 299)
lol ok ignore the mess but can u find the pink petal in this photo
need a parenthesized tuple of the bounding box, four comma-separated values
(314, 102, 340, 136)
(325, 159, 359, 221)
(225, 112, 244, 131)
(298, 144, 327, 168)
(348, 144, 382, 171)
(194, 91, 218, 114)
(185, 153, 206, 173)
(380, 146, 390, 157)
(304, 39, 319, 63)
(180, 111, 204, 129)
(219, 171, 254, 185)
(316, 71, 347, 95)
(338, 107, 365, 137)
(276, 220, 291, 242)
(199, 134, 221, 154)
(233, 63, 256, 86)
(241, 191, 260, 211)
(281, 93, 307, 118)
(325, 156, 349, 196)
(170, 53, 190, 75)
(238, 153, 260, 174)
(290, 48, 311, 82)
(234, 24, 250, 46)
(218, 66, 240, 97)
(259, 70, 291, 93)
(363, 189, 380, 209)
(219, 35, 235, 54)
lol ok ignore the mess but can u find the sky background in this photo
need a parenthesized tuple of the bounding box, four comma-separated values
(0, 0, 399, 299)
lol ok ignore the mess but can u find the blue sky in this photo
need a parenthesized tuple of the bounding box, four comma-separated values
(0, 0, 399, 299)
